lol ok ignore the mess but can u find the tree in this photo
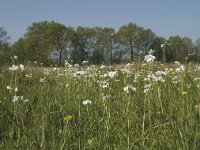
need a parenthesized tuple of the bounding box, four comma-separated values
(24, 21, 52, 64)
(47, 22, 74, 65)
(116, 23, 140, 62)
(195, 38, 200, 55)
(11, 38, 27, 63)
(195, 38, 200, 62)
(0, 27, 10, 48)
(101, 27, 116, 64)
(0, 27, 11, 65)
(150, 36, 166, 62)
(23, 21, 74, 65)
(71, 27, 92, 64)
(165, 36, 189, 62)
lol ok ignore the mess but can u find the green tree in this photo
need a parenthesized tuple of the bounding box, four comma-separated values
(116, 23, 140, 62)
(11, 38, 27, 63)
(71, 27, 92, 64)
(24, 21, 52, 64)
(165, 36, 189, 62)
(0, 27, 11, 65)
(101, 28, 116, 64)
(150, 36, 166, 62)
(47, 22, 74, 66)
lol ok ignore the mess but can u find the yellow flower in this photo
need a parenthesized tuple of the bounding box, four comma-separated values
(64, 115, 72, 121)
(181, 91, 188, 95)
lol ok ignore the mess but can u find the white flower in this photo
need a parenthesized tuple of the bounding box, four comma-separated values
(39, 77, 46, 83)
(176, 65, 185, 72)
(9, 65, 19, 71)
(82, 61, 88, 64)
(149, 49, 155, 54)
(98, 81, 109, 88)
(14, 87, 18, 92)
(14, 55, 18, 60)
(123, 84, 137, 93)
(107, 71, 117, 78)
(13, 96, 20, 102)
(161, 44, 165, 48)
(82, 99, 92, 105)
(144, 54, 156, 63)
(19, 64, 25, 71)
(144, 84, 152, 93)
(174, 61, 180, 65)
(6, 86, 12, 90)
(76, 71, 87, 76)
(100, 65, 106, 69)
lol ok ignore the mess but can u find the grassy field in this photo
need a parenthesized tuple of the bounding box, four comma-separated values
(1, 58, 200, 149)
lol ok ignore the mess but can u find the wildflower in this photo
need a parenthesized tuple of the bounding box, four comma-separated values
(181, 91, 188, 95)
(100, 65, 105, 69)
(39, 77, 46, 83)
(13, 96, 20, 102)
(176, 65, 185, 72)
(82, 60, 88, 64)
(144, 84, 152, 93)
(9, 65, 19, 71)
(6, 86, 12, 90)
(14, 55, 18, 60)
(123, 84, 137, 93)
(144, 54, 156, 63)
(174, 61, 180, 65)
(82, 99, 92, 105)
(98, 81, 109, 88)
(19, 64, 25, 71)
(14, 87, 18, 92)
(75, 71, 87, 76)
(149, 49, 155, 54)
(64, 115, 73, 121)
(107, 71, 117, 78)
(161, 44, 165, 48)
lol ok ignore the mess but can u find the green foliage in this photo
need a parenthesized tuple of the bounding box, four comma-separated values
(1, 22, 200, 66)
(0, 27, 11, 65)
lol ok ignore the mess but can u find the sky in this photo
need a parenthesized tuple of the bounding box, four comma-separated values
(0, 0, 200, 43)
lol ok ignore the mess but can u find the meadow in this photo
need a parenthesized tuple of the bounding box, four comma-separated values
(1, 56, 200, 149)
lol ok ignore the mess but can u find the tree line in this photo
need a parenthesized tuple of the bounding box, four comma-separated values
(1, 21, 200, 66)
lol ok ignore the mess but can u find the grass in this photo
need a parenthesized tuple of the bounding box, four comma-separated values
(0, 60, 200, 149)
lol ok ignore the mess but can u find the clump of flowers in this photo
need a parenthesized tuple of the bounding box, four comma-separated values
(123, 84, 137, 93)
(64, 115, 73, 121)
(9, 64, 25, 72)
(98, 80, 109, 89)
(181, 91, 188, 95)
(82, 60, 89, 65)
(13, 95, 29, 103)
(107, 71, 118, 78)
(144, 49, 156, 63)
(82, 99, 92, 105)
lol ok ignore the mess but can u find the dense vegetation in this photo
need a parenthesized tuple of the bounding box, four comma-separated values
(1, 21, 200, 66)
(0, 56, 200, 149)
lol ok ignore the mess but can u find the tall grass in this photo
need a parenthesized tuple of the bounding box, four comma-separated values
(0, 60, 200, 149)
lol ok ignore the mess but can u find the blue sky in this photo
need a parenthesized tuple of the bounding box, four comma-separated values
(1, 0, 200, 43)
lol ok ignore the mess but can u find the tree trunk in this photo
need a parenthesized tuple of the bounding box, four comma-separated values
(130, 41, 133, 62)
(110, 45, 112, 64)
(59, 49, 62, 66)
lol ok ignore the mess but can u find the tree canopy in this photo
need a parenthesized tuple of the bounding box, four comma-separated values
(0, 21, 200, 66)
